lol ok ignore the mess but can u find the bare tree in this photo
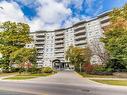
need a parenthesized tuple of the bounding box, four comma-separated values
(90, 38, 109, 64)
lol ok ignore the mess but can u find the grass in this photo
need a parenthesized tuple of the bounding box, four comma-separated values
(91, 79, 127, 86)
(5, 73, 52, 80)
(0, 72, 17, 76)
(78, 72, 114, 78)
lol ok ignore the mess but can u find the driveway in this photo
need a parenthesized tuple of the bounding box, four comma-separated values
(0, 71, 127, 95)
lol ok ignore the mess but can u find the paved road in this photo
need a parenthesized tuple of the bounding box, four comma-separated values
(0, 71, 127, 95)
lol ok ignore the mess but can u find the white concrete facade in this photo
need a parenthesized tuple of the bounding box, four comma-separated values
(26, 11, 110, 67)
(43, 32, 55, 67)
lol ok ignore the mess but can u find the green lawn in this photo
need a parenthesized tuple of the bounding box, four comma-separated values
(78, 72, 114, 78)
(5, 73, 52, 80)
(91, 79, 127, 86)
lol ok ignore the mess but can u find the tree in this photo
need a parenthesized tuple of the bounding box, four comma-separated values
(91, 38, 109, 64)
(66, 46, 91, 72)
(10, 48, 36, 69)
(0, 21, 32, 67)
(101, 4, 127, 67)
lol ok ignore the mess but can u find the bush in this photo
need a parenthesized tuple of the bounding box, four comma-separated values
(10, 67, 20, 72)
(42, 67, 53, 73)
(2, 65, 10, 73)
(91, 65, 113, 75)
(84, 64, 94, 74)
(27, 67, 42, 74)
(106, 59, 126, 72)
(84, 64, 113, 75)
(93, 65, 106, 72)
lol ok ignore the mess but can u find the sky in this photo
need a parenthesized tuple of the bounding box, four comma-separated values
(0, 0, 127, 32)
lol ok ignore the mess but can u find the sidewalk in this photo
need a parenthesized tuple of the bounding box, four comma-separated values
(0, 74, 17, 80)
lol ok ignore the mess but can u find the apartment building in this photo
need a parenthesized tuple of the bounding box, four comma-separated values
(54, 29, 65, 62)
(26, 11, 110, 67)
(43, 32, 55, 67)
(73, 21, 87, 48)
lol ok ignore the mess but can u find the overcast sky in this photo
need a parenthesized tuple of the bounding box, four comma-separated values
(0, 0, 127, 32)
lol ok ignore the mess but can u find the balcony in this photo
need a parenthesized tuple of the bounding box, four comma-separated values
(37, 50, 44, 54)
(35, 41, 45, 45)
(55, 35, 64, 39)
(36, 34, 45, 38)
(36, 55, 43, 58)
(55, 37, 64, 41)
(36, 37, 45, 41)
(75, 30, 86, 36)
(55, 54, 64, 58)
(55, 44, 64, 48)
(55, 31, 64, 36)
(55, 40, 64, 44)
(100, 18, 110, 24)
(55, 49, 64, 53)
(101, 22, 110, 28)
(100, 16, 110, 22)
(74, 25, 86, 32)
(35, 45, 44, 49)
(37, 59, 43, 64)
(75, 36, 87, 41)
(75, 40, 87, 46)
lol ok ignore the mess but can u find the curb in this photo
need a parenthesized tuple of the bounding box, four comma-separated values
(74, 72, 84, 78)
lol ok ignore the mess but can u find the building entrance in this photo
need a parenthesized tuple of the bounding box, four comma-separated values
(52, 59, 74, 70)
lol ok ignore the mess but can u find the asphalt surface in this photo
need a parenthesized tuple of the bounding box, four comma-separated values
(0, 71, 127, 95)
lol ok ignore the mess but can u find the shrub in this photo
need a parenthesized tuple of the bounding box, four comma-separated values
(10, 67, 20, 72)
(27, 67, 42, 74)
(106, 59, 126, 72)
(42, 67, 53, 73)
(91, 65, 113, 75)
(2, 65, 10, 73)
(93, 65, 106, 72)
(84, 64, 94, 74)
(84, 64, 113, 75)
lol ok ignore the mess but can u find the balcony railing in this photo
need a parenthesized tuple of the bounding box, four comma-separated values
(55, 49, 64, 52)
(55, 54, 64, 58)
(100, 16, 110, 22)
(36, 55, 43, 58)
(55, 35, 64, 39)
(74, 26, 86, 32)
(35, 46, 44, 49)
(35, 41, 45, 45)
(36, 37, 45, 40)
(55, 31, 64, 36)
(101, 22, 110, 28)
(55, 40, 64, 44)
(55, 44, 64, 48)
(74, 30, 86, 36)
(75, 40, 87, 45)
(75, 35, 86, 40)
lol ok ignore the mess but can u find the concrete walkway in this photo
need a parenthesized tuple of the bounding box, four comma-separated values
(0, 74, 17, 80)
(27, 71, 101, 86)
